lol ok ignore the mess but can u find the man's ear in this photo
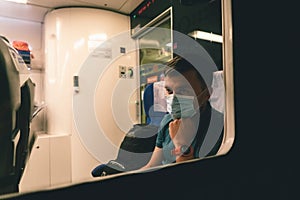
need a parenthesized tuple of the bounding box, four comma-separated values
(196, 87, 211, 107)
(201, 86, 212, 99)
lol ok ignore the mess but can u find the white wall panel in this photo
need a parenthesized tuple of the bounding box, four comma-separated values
(44, 7, 136, 183)
(19, 134, 71, 192)
(19, 134, 50, 193)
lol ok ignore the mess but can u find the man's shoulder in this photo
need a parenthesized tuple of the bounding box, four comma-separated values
(211, 107, 224, 128)
(161, 113, 173, 124)
(212, 107, 224, 117)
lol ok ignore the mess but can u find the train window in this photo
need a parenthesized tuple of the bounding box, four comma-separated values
(74, 0, 234, 177)
(0, 0, 234, 197)
(128, 0, 234, 172)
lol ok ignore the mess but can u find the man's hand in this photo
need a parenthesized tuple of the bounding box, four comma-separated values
(169, 118, 197, 148)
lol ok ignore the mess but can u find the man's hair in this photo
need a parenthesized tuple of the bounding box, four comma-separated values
(164, 55, 209, 91)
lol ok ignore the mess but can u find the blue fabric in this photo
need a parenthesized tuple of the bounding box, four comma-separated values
(17, 50, 31, 66)
(143, 83, 154, 124)
(91, 164, 107, 177)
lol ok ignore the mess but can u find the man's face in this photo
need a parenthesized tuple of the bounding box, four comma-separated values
(164, 70, 202, 97)
(164, 69, 204, 112)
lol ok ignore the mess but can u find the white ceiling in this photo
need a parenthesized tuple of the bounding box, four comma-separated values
(0, 0, 143, 23)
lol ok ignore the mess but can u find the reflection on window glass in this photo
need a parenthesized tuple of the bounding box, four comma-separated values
(91, 0, 231, 177)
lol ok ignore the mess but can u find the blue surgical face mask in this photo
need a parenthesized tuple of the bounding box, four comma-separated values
(166, 94, 174, 113)
(171, 94, 197, 119)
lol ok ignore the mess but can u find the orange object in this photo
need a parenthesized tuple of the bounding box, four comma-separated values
(12, 40, 30, 51)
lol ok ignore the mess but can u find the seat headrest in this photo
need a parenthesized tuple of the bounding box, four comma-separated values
(143, 83, 154, 119)
(0, 37, 21, 132)
(143, 81, 167, 126)
(209, 70, 225, 113)
(153, 81, 167, 112)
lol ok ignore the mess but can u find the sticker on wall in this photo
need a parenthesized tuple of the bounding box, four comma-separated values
(119, 65, 127, 78)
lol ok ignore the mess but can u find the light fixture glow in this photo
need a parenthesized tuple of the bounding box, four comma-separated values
(188, 30, 223, 43)
(165, 42, 172, 47)
(89, 33, 107, 41)
(3, 0, 28, 4)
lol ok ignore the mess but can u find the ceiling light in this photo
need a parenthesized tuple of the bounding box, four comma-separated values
(3, 0, 28, 4)
(188, 30, 223, 43)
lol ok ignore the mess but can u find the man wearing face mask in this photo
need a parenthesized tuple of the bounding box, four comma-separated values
(141, 55, 224, 169)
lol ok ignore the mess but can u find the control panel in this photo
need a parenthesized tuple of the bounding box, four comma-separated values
(119, 65, 134, 79)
